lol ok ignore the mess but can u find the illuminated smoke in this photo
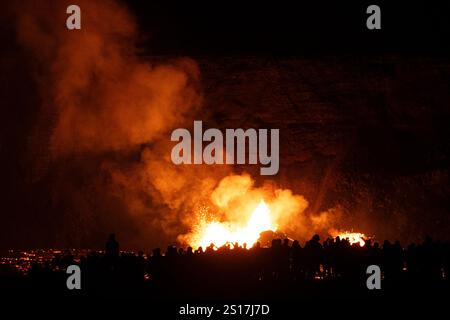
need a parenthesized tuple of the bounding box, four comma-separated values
(5, 0, 360, 248)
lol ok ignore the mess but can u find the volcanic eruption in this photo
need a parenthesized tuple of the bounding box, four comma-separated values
(3, 0, 371, 249)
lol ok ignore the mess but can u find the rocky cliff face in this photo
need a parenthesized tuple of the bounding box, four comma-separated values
(196, 55, 450, 243)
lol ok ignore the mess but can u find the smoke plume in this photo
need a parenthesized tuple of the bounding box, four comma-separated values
(4, 0, 343, 249)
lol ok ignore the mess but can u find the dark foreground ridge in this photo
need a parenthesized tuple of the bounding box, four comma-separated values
(1, 233, 449, 300)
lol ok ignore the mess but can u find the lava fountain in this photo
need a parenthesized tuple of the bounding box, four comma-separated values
(179, 173, 369, 250)
(191, 200, 277, 249)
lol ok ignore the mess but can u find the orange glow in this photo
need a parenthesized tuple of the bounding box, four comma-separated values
(191, 200, 277, 249)
(332, 231, 367, 247)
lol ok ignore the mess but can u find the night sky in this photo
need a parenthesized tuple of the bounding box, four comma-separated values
(1, 1, 450, 250)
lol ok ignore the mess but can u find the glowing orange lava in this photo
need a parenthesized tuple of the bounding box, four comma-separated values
(192, 200, 277, 249)
(333, 231, 367, 247)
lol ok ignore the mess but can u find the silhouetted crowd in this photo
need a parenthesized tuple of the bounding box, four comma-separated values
(27, 233, 450, 298)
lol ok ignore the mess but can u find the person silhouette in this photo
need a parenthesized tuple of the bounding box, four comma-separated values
(105, 233, 119, 258)
(305, 234, 323, 279)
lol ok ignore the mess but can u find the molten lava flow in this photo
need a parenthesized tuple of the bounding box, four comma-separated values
(193, 200, 277, 249)
(333, 231, 367, 247)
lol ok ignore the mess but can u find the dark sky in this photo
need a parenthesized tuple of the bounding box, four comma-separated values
(1, 1, 450, 250)
(126, 0, 450, 55)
